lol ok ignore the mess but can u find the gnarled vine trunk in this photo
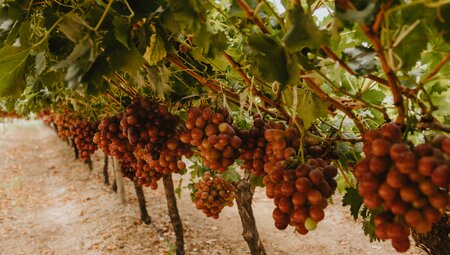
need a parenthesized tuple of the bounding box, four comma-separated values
(112, 157, 126, 204)
(133, 178, 152, 224)
(86, 157, 93, 172)
(413, 215, 449, 255)
(235, 179, 266, 255)
(103, 155, 110, 185)
(70, 138, 79, 159)
(162, 174, 184, 255)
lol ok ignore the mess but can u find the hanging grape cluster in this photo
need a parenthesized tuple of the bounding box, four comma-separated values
(94, 114, 137, 179)
(0, 111, 21, 118)
(355, 123, 450, 252)
(261, 122, 338, 232)
(53, 113, 74, 141)
(37, 110, 53, 126)
(181, 107, 242, 173)
(119, 97, 192, 187)
(192, 171, 236, 219)
(70, 119, 98, 161)
(239, 114, 267, 176)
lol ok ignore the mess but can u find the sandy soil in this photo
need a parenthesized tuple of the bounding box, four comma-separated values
(0, 120, 426, 255)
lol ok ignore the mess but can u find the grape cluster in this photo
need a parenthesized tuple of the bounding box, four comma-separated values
(192, 171, 236, 219)
(355, 123, 450, 252)
(94, 115, 138, 180)
(37, 110, 54, 126)
(120, 97, 191, 187)
(262, 123, 338, 232)
(134, 141, 191, 175)
(54, 113, 74, 141)
(95, 115, 135, 161)
(239, 114, 267, 176)
(181, 107, 242, 173)
(70, 119, 98, 161)
(0, 111, 21, 118)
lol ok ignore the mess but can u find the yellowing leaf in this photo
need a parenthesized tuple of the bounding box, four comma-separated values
(144, 33, 166, 66)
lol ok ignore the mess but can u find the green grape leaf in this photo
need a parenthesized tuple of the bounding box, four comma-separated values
(144, 33, 167, 66)
(191, 48, 230, 72)
(342, 47, 378, 75)
(52, 37, 97, 90)
(175, 179, 183, 199)
(362, 213, 378, 242)
(428, 81, 449, 95)
(58, 13, 87, 42)
(388, 4, 437, 72)
(229, 0, 259, 18)
(112, 16, 130, 50)
(35, 51, 46, 75)
(0, 45, 30, 97)
(283, 5, 328, 53)
(162, 0, 203, 33)
(361, 89, 385, 105)
(245, 33, 289, 85)
(283, 89, 329, 129)
(249, 175, 264, 188)
(223, 167, 240, 183)
(342, 187, 363, 220)
(193, 25, 227, 58)
(146, 65, 173, 100)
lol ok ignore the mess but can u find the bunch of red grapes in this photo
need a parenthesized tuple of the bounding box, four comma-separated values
(119, 97, 191, 187)
(239, 114, 267, 176)
(70, 119, 98, 161)
(37, 110, 53, 125)
(181, 107, 242, 173)
(53, 113, 74, 141)
(192, 171, 236, 219)
(355, 123, 450, 252)
(94, 114, 137, 179)
(262, 122, 338, 232)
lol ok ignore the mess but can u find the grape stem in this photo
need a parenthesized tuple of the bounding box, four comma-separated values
(235, 0, 270, 34)
(421, 52, 450, 84)
(223, 51, 290, 119)
(167, 52, 288, 120)
(335, 161, 352, 187)
(416, 120, 450, 133)
(320, 46, 389, 86)
(301, 73, 367, 134)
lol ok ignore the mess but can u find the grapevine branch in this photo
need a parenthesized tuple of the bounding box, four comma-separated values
(337, 0, 406, 125)
(114, 73, 138, 95)
(314, 69, 391, 122)
(372, 0, 394, 34)
(352, 2, 407, 125)
(422, 52, 450, 84)
(301, 73, 367, 134)
(320, 46, 389, 86)
(362, 27, 405, 125)
(321, 45, 429, 118)
(235, 0, 270, 34)
(104, 77, 135, 96)
(167, 53, 288, 120)
(417, 120, 450, 133)
(321, 45, 421, 101)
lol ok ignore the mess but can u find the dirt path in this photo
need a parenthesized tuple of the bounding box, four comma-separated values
(0, 120, 425, 255)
